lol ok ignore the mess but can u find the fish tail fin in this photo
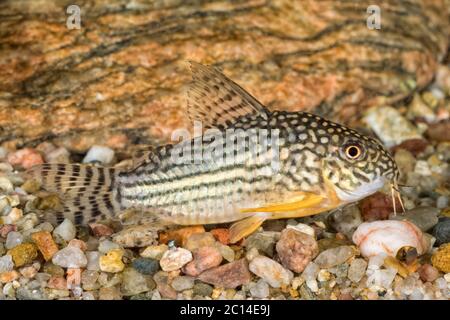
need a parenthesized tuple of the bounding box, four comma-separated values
(27, 163, 123, 225)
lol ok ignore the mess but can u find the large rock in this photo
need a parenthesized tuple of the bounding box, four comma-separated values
(0, 0, 448, 153)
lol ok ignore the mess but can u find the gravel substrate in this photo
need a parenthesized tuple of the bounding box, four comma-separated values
(0, 65, 449, 300)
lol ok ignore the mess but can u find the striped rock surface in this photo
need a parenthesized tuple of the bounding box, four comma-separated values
(0, 0, 448, 154)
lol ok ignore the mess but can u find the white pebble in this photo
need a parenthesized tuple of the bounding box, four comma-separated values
(86, 251, 101, 271)
(249, 256, 293, 288)
(287, 223, 315, 237)
(83, 145, 115, 164)
(98, 240, 121, 254)
(160, 247, 192, 272)
(0, 255, 14, 272)
(52, 246, 87, 268)
(53, 218, 76, 242)
(0, 177, 14, 193)
(5, 231, 23, 249)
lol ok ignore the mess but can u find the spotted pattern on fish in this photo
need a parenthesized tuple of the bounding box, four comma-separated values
(29, 62, 399, 228)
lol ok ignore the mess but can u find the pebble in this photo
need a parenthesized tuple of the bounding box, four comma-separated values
(121, 267, 153, 296)
(244, 231, 280, 257)
(198, 259, 252, 289)
(426, 121, 450, 142)
(314, 246, 356, 269)
(210, 228, 230, 245)
(68, 239, 87, 251)
(366, 268, 397, 289)
(43, 263, 64, 276)
(0, 255, 14, 273)
(82, 145, 115, 164)
(98, 239, 121, 254)
(159, 226, 205, 247)
(112, 224, 159, 247)
(360, 192, 399, 221)
(276, 228, 319, 273)
(0, 177, 14, 193)
(389, 207, 439, 231)
(286, 223, 315, 238)
(153, 271, 176, 299)
(132, 258, 159, 275)
(216, 243, 235, 262)
(431, 243, 450, 273)
(193, 282, 213, 297)
(53, 219, 76, 242)
(418, 264, 440, 282)
(7, 148, 44, 169)
(45, 147, 70, 163)
(249, 256, 293, 288)
(31, 231, 59, 261)
(52, 246, 87, 268)
(171, 276, 195, 291)
(99, 249, 125, 273)
(81, 270, 100, 291)
(328, 205, 363, 239)
(433, 218, 450, 245)
(86, 251, 101, 271)
(348, 258, 367, 283)
(89, 223, 114, 237)
(2, 208, 23, 225)
(5, 231, 23, 249)
(0, 224, 16, 238)
(8, 243, 38, 267)
(140, 244, 168, 260)
(99, 286, 122, 300)
(184, 232, 216, 251)
(364, 106, 422, 148)
(47, 276, 67, 290)
(19, 266, 37, 279)
(160, 247, 193, 272)
(249, 279, 270, 299)
(302, 262, 320, 292)
(0, 270, 20, 283)
(183, 246, 223, 277)
(66, 268, 82, 289)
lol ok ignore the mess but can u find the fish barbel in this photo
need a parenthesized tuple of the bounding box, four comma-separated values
(30, 62, 401, 243)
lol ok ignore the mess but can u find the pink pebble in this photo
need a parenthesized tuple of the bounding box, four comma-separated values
(7, 148, 43, 169)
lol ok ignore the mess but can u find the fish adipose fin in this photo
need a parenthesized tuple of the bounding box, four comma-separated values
(186, 61, 269, 130)
(27, 164, 122, 226)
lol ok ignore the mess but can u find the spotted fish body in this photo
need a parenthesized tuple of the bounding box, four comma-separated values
(31, 62, 399, 242)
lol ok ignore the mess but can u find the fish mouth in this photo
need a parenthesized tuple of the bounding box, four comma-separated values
(334, 177, 386, 203)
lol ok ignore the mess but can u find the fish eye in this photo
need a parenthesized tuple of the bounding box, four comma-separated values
(343, 143, 363, 160)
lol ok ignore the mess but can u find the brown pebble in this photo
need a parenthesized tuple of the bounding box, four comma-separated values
(210, 228, 230, 245)
(31, 231, 59, 261)
(7, 243, 38, 267)
(276, 228, 319, 273)
(391, 138, 428, 157)
(359, 192, 400, 221)
(47, 276, 67, 290)
(89, 223, 114, 237)
(426, 120, 450, 142)
(338, 292, 353, 300)
(183, 246, 223, 277)
(197, 259, 251, 289)
(418, 263, 440, 282)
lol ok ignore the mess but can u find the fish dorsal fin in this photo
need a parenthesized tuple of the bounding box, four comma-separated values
(186, 61, 269, 129)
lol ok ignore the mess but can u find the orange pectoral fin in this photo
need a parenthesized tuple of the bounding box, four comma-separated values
(240, 191, 325, 214)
